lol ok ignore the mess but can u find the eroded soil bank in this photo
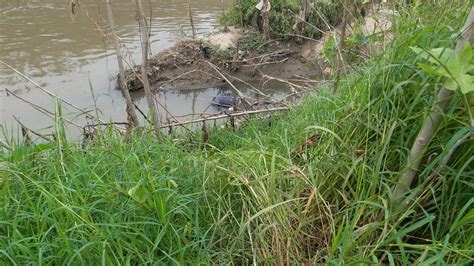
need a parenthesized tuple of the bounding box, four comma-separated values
(123, 27, 327, 92)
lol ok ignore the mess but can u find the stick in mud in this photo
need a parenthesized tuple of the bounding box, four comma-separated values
(188, 1, 196, 39)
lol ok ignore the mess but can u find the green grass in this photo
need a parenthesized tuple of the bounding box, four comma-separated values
(1, 1, 473, 264)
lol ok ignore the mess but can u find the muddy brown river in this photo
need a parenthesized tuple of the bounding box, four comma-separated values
(0, 0, 287, 140)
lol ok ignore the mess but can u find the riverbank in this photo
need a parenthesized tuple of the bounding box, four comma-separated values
(1, 1, 473, 265)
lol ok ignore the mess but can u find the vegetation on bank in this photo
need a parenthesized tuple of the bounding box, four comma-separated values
(1, 1, 473, 264)
(223, 0, 343, 39)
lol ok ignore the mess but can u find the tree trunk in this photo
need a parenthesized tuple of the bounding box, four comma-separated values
(134, 0, 162, 140)
(105, 0, 140, 127)
(392, 7, 474, 205)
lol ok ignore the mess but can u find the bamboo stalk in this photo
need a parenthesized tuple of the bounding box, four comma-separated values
(392, 7, 474, 206)
(105, 0, 140, 127)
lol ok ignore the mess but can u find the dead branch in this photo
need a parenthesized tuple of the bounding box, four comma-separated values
(0, 61, 100, 122)
(5, 89, 82, 129)
(160, 107, 289, 128)
(13, 116, 54, 142)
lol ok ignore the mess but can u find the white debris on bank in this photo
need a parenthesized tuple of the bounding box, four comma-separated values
(203, 26, 241, 50)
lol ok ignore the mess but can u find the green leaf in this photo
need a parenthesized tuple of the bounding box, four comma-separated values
(458, 43, 473, 72)
(128, 183, 148, 204)
(444, 78, 458, 91)
(428, 48, 456, 66)
(417, 62, 444, 77)
(457, 74, 474, 94)
(412, 45, 474, 94)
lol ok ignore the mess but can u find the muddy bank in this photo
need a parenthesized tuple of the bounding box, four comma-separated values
(123, 27, 326, 92)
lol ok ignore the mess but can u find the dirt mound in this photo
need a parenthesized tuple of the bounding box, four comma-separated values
(122, 30, 325, 92)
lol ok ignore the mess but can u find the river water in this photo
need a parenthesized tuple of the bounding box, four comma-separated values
(0, 0, 287, 141)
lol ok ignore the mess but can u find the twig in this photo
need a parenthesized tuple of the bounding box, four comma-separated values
(83, 122, 130, 130)
(244, 57, 288, 67)
(220, 71, 277, 102)
(13, 116, 54, 142)
(0, 139, 11, 151)
(0, 61, 99, 122)
(5, 89, 82, 128)
(166, 69, 220, 84)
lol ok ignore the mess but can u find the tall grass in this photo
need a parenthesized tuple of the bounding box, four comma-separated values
(1, 1, 473, 264)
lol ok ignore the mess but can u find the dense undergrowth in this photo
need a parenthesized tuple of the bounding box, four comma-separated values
(1, 1, 473, 264)
(223, 0, 343, 39)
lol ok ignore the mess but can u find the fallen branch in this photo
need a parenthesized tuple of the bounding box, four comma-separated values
(160, 107, 289, 128)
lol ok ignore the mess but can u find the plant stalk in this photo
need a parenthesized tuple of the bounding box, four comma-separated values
(392, 7, 474, 205)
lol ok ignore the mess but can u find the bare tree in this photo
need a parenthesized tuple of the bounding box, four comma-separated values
(392, 7, 474, 206)
(105, 0, 140, 127)
(134, 0, 162, 140)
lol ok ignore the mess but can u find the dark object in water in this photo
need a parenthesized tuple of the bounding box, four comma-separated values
(212, 92, 239, 107)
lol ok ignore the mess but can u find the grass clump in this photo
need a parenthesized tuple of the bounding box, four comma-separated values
(1, 1, 473, 264)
